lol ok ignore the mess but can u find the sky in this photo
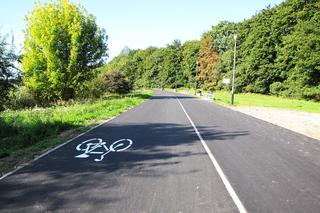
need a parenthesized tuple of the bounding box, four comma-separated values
(0, 0, 284, 60)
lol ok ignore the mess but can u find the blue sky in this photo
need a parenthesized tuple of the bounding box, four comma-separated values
(0, 0, 284, 60)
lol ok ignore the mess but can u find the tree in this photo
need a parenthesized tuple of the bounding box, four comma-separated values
(104, 70, 132, 94)
(278, 10, 320, 100)
(144, 47, 165, 88)
(204, 21, 238, 89)
(225, 6, 279, 94)
(209, 21, 238, 54)
(22, 0, 108, 101)
(100, 0, 319, 101)
(181, 40, 200, 88)
(198, 34, 219, 91)
(0, 33, 19, 110)
(273, 0, 320, 100)
(131, 47, 157, 88)
(159, 40, 183, 88)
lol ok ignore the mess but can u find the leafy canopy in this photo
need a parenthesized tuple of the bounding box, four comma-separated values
(22, 0, 108, 101)
(0, 33, 19, 110)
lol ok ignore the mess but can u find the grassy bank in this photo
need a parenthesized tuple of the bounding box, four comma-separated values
(213, 91, 319, 113)
(170, 88, 319, 113)
(0, 90, 152, 174)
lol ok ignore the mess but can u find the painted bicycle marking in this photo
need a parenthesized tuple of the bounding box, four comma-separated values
(75, 138, 133, 162)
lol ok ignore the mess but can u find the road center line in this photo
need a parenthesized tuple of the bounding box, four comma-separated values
(176, 97, 247, 213)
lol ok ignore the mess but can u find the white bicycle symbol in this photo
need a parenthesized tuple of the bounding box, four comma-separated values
(75, 138, 133, 162)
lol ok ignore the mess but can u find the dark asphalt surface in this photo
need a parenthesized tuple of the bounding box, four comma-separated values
(1, 90, 320, 213)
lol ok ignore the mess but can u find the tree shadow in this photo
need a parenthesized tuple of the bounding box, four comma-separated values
(100, 92, 152, 101)
(150, 95, 196, 100)
(0, 122, 248, 212)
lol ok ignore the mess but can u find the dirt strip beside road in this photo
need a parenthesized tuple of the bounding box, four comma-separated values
(228, 106, 320, 141)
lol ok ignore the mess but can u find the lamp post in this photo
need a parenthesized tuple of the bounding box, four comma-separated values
(231, 34, 237, 105)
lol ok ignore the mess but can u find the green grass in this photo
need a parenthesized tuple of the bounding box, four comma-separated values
(169, 87, 319, 113)
(0, 90, 152, 174)
(213, 90, 320, 113)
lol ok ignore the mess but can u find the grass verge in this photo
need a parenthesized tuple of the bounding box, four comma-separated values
(213, 91, 319, 113)
(0, 90, 153, 175)
(168, 88, 319, 113)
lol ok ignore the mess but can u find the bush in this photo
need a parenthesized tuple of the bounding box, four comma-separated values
(5, 86, 37, 110)
(302, 87, 320, 101)
(270, 82, 286, 96)
(104, 71, 132, 94)
(76, 75, 106, 99)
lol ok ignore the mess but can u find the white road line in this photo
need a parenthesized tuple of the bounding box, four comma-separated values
(176, 97, 248, 213)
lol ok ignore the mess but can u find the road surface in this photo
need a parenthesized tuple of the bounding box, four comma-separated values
(1, 90, 319, 213)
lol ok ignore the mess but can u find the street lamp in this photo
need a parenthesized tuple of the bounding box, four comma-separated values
(231, 33, 238, 105)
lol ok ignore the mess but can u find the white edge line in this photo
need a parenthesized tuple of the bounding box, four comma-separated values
(176, 97, 248, 213)
(0, 98, 149, 181)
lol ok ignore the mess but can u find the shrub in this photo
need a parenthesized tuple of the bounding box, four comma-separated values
(302, 87, 320, 101)
(270, 82, 286, 96)
(5, 86, 37, 110)
(76, 75, 106, 99)
(104, 71, 132, 94)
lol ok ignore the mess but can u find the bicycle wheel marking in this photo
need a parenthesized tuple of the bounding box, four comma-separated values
(75, 138, 133, 162)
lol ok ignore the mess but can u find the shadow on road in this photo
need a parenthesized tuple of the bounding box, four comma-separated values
(0, 122, 248, 211)
(151, 95, 196, 100)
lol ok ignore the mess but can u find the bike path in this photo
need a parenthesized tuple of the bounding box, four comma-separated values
(178, 92, 320, 213)
(0, 91, 238, 212)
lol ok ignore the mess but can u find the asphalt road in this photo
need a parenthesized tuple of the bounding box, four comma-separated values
(1, 90, 320, 213)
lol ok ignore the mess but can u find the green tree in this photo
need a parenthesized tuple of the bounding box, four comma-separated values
(102, 47, 133, 74)
(209, 21, 238, 54)
(159, 40, 183, 88)
(181, 40, 200, 88)
(144, 47, 165, 88)
(236, 7, 279, 94)
(0, 33, 19, 110)
(132, 47, 157, 88)
(22, 0, 108, 101)
(206, 21, 238, 89)
(274, 0, 320, 100)
(279, 9, 320, 100)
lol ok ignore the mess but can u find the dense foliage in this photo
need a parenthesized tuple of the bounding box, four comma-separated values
(207, 0, 320, 100)
(102, 0, 319, 101)
(104, 70, 132, 94)
(197, 34, 219, 91)
(0, 33, 19, 110)
(22, 0, 108, 102)
(0, 0, 318, 107)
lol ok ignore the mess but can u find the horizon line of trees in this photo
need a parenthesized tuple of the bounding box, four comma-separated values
(1, 0, 319, 113)
(102, 0, 319, 101)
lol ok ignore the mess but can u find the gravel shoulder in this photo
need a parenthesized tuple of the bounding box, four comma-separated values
(227, 106, 320, 141)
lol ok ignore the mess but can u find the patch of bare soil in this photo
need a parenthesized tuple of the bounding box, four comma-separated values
(229, 106, 320, 141)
